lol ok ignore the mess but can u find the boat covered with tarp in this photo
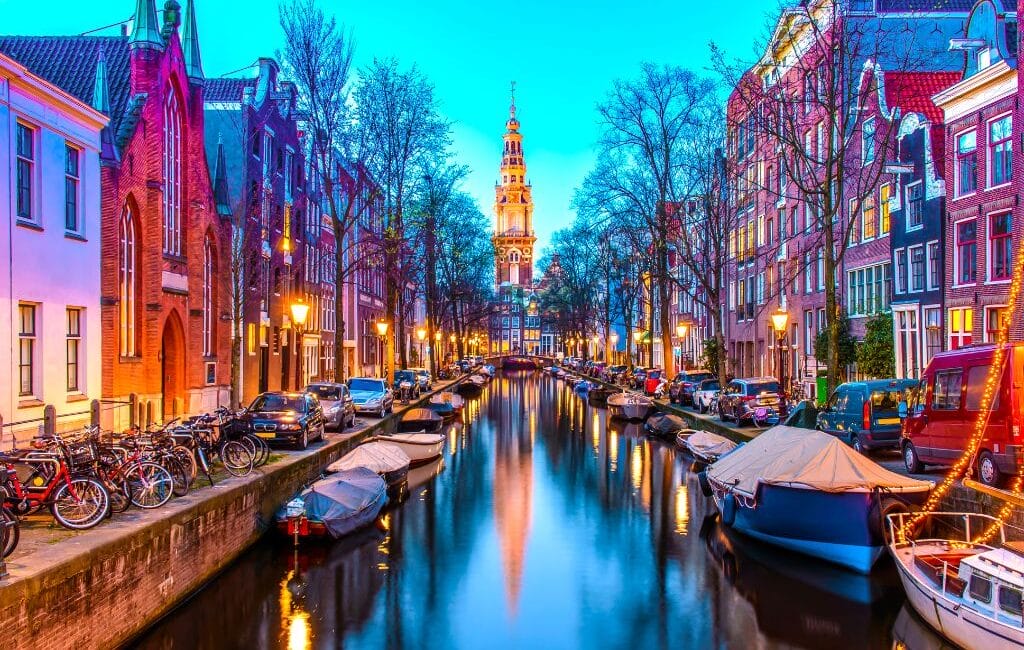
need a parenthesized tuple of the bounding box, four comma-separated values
(644, 412, 687, 439)
(428, 391, 464, 420)
(276, 467, 387, 540)
(680, 430, 738, 464)
(328, 442, 411, 497)
(705, 426, 932, 573)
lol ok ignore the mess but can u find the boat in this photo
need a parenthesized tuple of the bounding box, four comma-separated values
(886, 510, 1024, 648)
(479, 365, 496, 378)
(606, 392, 653, 421)
(397, 407, 444, 433)
(457, 374, 487, 395)
(679, 430, 738, 464)
(644, 412, 687, 439)
(327, 442, 411, 498)
(574, 379, 592, 394)
(366, 432, 444, 466)
(429, 391, 463, 421)
(275, 467, 387, 540)
(407, 457, 445, 491)
(587, 386, 616, 406)
(706, 425, 933, 573)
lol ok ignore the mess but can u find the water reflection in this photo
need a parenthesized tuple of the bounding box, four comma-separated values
(136, 372, 912, 649)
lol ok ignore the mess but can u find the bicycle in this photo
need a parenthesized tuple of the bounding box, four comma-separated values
(172, 417, 253, 486)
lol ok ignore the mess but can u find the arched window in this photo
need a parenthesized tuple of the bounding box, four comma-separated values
(509, 250, 521, 286)
(202, 236, 215, 356)
(163, 88, 182, 255)
(119, 205, 137, 356)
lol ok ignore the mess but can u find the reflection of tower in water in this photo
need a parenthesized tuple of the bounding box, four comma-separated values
(492, 375, 534, 617)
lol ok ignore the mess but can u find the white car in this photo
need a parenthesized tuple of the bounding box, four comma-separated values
(692, 378, 722, 414)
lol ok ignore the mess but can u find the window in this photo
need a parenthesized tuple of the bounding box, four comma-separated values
(895, 309, 920, 379)
(927, 242, 940, 291)
(850, 0, 875, 12)
(999, 586, 1023, 616)
(847, 262, 891, 316)
(956, 219, 977, 285)
(895, 248, 907, 294)
(989, 212, 1012, 281)
(65, 144, 81, 232)
(16, 122, 34, 221)
(119, 205, 137, 356)
(163, 89, 182, 255)
(956, 130, 977, 196)
(804, 252, 813, 294)
(932, 370, 963, 410)
(18, 304, 36, 397)
(925, 307, 942, 365)
(67, 308, 81, 392)
(879, 184, 891, 235)
(906, 182, 923, 228)
(985, 305, 1008, 343)
(804, 310, 813, 354)
(202, 238, 215, 356)
(816, 248, 824, 291)
(910, 245, 925, 292)
(862, 195, 877, 240)
(989, 114, 1012, 186)
(949, 307, 973, 349)
(778, 155, 787, 196)
(862, 118, 876, 165)
(968, 574, 992, 604)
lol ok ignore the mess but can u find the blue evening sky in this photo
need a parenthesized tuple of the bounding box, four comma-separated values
(0, 0, 778, 253)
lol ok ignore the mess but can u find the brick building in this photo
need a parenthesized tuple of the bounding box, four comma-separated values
(933, 0, 1019, 349)
(204, 57, 312, 403)
(1, 0, 233, 425)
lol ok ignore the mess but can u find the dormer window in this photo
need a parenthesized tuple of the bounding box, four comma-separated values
(978, 47, 991, 70)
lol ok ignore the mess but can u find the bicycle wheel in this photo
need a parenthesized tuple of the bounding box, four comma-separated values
(2, 506, 19, 557)
(172, 445, 198, 484)
(163, 456, 190, 498)
(219, 441, 254, 477)
(51, 477, 110, 529)
(106, 478, 132, 513)
(246, 434, 271, 467)
(125, 462, 173, 509)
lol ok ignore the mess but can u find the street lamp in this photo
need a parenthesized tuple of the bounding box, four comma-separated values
(770, 307, 790, 417)
(632, 330, 643, 366)
(290, 298, 310, 390)
(675, 322, 689, 370)
(416, 327, 427, 367)
(434, 330, 442, 374)
(376, 319, 389, 379)
(610, 332, 620, 364)
(591, 334, 599, 361)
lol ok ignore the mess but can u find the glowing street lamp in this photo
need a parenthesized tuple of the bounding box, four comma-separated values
(770, 307, 790, 417)
(610, 332, 620, 364)
(376, 319, 389, 378)
(290, 299, 310, 390)
(675, 321, 689, 370)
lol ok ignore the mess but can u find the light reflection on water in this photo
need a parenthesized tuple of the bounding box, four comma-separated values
(135, 371, 914, 650)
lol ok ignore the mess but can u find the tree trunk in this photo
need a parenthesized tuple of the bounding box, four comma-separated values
(334, 227, 346, 383)
(658, 243, 674, 378)
(823, 219, 842, 396)
(230, 316, 241, 409)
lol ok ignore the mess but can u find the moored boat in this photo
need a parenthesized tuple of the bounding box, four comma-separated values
(886, 510, 1024, 648)
(429, 391, 464, 414)
(679, 430, 738, 464)
(644, 412, 687, 439)
(606, 392, 653, 421)
(588, 386, 616, 406)
(327, 442, 411, 499)
(398, 407, 444, 433)
(275, 467, 387, 540)
(457, 374, 487, 395)
(706, 426, 933, 573)
(367, 432, 445, 466)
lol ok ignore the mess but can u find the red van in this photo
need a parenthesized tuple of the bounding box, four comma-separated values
(901, 344, 1024, 487)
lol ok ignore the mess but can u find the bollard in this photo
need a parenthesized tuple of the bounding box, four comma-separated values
(90, 400, 101, 427)
(129, 393, 138, 428)
(43, 405, 56, 437)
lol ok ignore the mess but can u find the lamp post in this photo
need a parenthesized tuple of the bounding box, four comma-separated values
(632, 331, 643, 367)
(434, 330, 442, 376)
(416, 327, 427, 368)
(610, 332, 619, 364)
(675, 321, 689, 371)
(375, 319, 389, 379)
(591, 334, 599, 361)
(290, 298, 310, 390)
(770, 307, 790, 418)
(449, 333, 456, 361)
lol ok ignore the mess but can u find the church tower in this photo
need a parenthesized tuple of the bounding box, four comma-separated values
(493, 83, 536, 290)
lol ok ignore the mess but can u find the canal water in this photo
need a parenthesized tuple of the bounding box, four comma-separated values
(134, 372, 945, 650)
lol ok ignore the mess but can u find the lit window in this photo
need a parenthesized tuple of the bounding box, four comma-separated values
(949, 307, 973, 349)
(163, 89, 182, 255)
(989, 212, 1012, 281)
(67, 308, 81, 392)
(989, 115, 1012, 186)
(18, 304, 36, 397)
(985, 305, 1008, 343)
(956, 130, 977, 196)
(956, 219, 977, 285)
(862, 195, 876, 240)
(119, 205, 138, 356)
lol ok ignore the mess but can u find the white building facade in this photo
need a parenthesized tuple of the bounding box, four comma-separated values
(0, 53, 107, 437)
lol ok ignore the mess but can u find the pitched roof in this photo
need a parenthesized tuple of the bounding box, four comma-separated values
(883, 71, 961, 124)
(204, 77, 254, 103)
(878, 0, 974, 11)
(0, 36, 133, 150)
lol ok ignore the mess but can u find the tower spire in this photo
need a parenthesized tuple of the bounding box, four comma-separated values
(181, 0, 204, 81)
(129, 0, 163, 50)
(510, 80, 516, 119)
(92, 46, 110, 113)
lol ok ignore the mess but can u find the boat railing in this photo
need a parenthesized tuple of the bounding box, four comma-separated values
(885, 511, 1024, 552)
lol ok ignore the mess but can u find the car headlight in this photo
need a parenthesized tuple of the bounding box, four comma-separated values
(280, 424, 301, 431)
(365, 398, 381, 406)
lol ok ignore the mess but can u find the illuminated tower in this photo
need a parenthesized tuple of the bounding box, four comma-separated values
(493, 82, 535, 290)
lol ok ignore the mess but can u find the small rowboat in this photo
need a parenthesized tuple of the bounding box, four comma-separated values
(367, 432, 444, 466)
(429, 391, 464, 420)
(328, 442, 411, 499)
(607, 392, 653, 421)
(644, 412, 687, 439)
(678, 430, 737, 465)
(398, 407, 444, 433)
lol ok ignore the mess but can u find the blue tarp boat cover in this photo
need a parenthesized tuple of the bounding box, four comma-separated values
(287, 467, 387, 538)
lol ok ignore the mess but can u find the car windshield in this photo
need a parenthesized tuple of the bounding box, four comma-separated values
(648, 371, 661, 379)
(701, 380, 720, 391)
(870, 389, 905, 413)
(250, 394, 305, 413)
(747, 381, 780, 395)
(688, 372, 714, 382)
(394, 371, 416, 381)
(348, 379, 383, 392)
(305, 385, 341, 400)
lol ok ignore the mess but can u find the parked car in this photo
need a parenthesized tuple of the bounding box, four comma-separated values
(644, 369, 665, 396)
(631, 367, 650, 389)
(605, 365, 628, 383)
(241, 391, 325, 450)
(304, 382, 356, 430)
(347, 377, 394, 418)
(900, 344, 1024, 486)
(590, 362, 607, 378)
(692, 378, 722, 414)
(816, 379, 916, 453)
(718, 378, 782, 426)
(668, 370, 715, 405)
(393, 370, 422, 401)
(408, 367, 432, 391)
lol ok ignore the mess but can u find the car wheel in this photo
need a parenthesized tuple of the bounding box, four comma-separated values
(378, 407, 386, 418)
(296, 429, 309, 451)
(979, 451, 1002, 487)
(903, 441, 924, 474)
(698, 400, 707, 414)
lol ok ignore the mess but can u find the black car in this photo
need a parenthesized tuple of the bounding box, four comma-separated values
(668, 370, 714, 405)
(241, 392, 325, 450)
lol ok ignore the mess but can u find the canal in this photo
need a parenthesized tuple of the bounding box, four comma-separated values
(133, 371, 944, 650)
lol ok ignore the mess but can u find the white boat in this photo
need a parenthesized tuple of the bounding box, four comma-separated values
(366, 432, 444, 466)
(606, 392, 653, 421)
(430, 391, 464, 412)
(886, 511, 1024, 648)
(327, 442, 411, 497)
(679, 430, 738, 464)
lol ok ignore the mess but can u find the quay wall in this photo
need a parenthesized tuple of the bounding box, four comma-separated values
(0, 375, 468, 650)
